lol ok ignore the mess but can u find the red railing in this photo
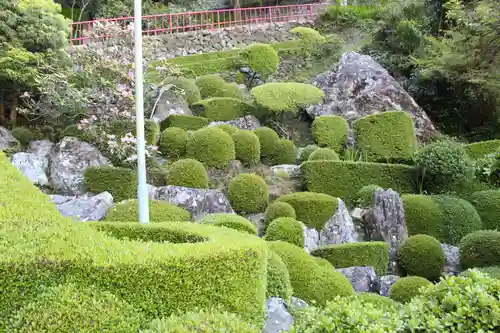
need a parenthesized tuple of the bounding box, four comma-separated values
(69, 3, 328, 45)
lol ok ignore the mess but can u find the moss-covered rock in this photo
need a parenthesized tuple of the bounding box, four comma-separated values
(267, 250, 293, 300)
(84, 166, 137, 202)
(263, 202, 296, 234)
(228, 173, 269, 214)
(186, 127, 235, 168)
(253, 127, 279, 164)
(397, 234, 445, 281)
(172, 77, 201, 105)
(251, 83, 324, 113)
(161, 115, 209, 131)
(264, 217, 304, 248)
(469, 190, 500, 230)
(459, 230, 500, 269)
(231, 130, 260, 167)
(299, 145, 319, 163)
(311, 115, 348, 151)
(240, 43, 280, 78)
(159, 127, 188, 160)
(166, 158, 209, 189)
(198, 213, 257, 235)
(308, 147, 340, 161)
(105, 199, 191, 222)
(389, 276, 431, 304)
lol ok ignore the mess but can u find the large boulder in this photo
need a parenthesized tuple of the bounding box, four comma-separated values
(378, 274, 399, 296)
(49, 137, 110, 195)
(0, 126, 19, 151)
(307, 52, 436, 141)
(50, 192, 114, 221)
(264, 297, 294, 333)
(10, 153, 49, 186)
(208, 115, 261, 130)
(28, 140, 54, 170)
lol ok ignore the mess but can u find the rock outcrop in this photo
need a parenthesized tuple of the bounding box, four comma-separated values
(337, 266, 378, 293)
(50, 192, 114, 221)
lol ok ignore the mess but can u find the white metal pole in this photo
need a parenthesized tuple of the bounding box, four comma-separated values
(134, 0, 149, 224)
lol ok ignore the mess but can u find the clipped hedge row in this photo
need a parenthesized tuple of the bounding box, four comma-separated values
(161, 115, 209, 131)
(464, 140, 500, 159)
(192, 98, 254, 121)
(84, 166, 137, 203)
(311, 115, 348, 152)
(251, 83, 324, 113)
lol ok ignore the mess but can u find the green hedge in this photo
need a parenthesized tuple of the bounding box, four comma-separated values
(275, 192, 338, 230)
(172, 77, 201, 105)
(263, 202, 296, 234)
(311, 242, 389, 275)
(186, 127, 235, 168)
(253, 127, 280, 165)
(397, 235, 445, 281)
(267, 250, 293, 300)
(389, 276, 431, 304)
(469, 190, 500, 230)
(353, 111, 417, 163)
(161, 115, 209, 131)
(301, 160, 417, 202)
(308, 147, 340, 161)
(159, 127, 188, 160)
(268, 241, 354, 305)
(270, 139, 297, 165)
(232, 130, 260, 167)
(228, 173, 269, 214)
(311, 115, 348, 151)
(459, 230, 500, 269)
(198, 213, 257, 235)
(104, 200, 191, 222)
(264, 217, 304, 248)
(250, 83, 325, 113)
(0, 152, 268, 327)
(465, 140, 500, 159)
(84, 166, 137, 203)
(192, 98, 254, 121)
(166, 158, 208, 189)
(299, 144, 319, 163)
(240, 43, 280, 78)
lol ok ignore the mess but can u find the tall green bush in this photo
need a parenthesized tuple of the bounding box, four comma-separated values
(254, 127, 279, 164)
(270, 139, 296, 165)
(192, 98, 254, 121)
(402, 195, 445, 239)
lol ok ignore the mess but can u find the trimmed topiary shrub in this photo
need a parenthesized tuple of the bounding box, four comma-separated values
(240, 43, 280, 78)
(159, 127, 188, 160)
(353, 111, 417, 163)
(389, 276, 431, 304)
(142, 311, 259, 333)
(219, 83, 244, 100)
(465, 140, 500, 159)
(313, 257, 334, 270)
(269, 241, 354, 305)
(397, 234, 445, 281)
(299, 144, 319, 163)
(198, 213, 257, 235)
(263, 202, 296, 234)
(84, 166, 137, 203)
(469, 190, 500, 230)
(186, 127, 235, 168)
(264, 217, 304, 248)
(402, 195, 445, 239)
(352, 184, 382, 208)
(290, 27, 326, 50)
(311, 242, 390, 275)
(105, 199, 191, 222)
(192, 98, 254, 121)
(161, 115, 209, 131)
(311, 115, 348, 151)
(250, 83, 324, 113)
(195, 74, 228, 99)
(267, 250, 293, 300)
(231, 130, 260, 167)
(214, 124, 238, 135)
(166, 158, 208, 189)
(9, 284, 144, 333)
(228, 173, 269, 213)
(11, 126, 36, 147)
(253, 127, 280, 164)
(276, 192, 338, 230)
(172, 77, 201, 105)
(308, 147, 340, 161)
(459, 230, 500, 269)
(270, 139, 296, 165)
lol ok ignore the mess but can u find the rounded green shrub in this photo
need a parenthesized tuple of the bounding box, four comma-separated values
(267, 250, 293, 300)
(10, 284, 144, 333)
(159, 127, 188, 160)
(402, 194, 445, 239)
(172, 77, 201, 105)
(220, 83, 244, 100)
(231, 130, 260, 167)
(263, 202, 296, 234)
(311, 115, 348, 151)
(276, 192, 338, 230)
(250, 83, 325, 113)
(162, 115, 209, 131)
(253, 127, 279, 164)
(195, 74, 228, 99)
(166, 158, 208, 189)
(186, 127, 235, 168)
(192, 97, 252, 121)
(290, 27, 326, 46)
(84, 166, 137, 203)
(142, 310, 259, 333)
(11, 126, 36, 146)
(228, 173, 269, 213)
(215, 124, 238, 135)
(469, 190, 500, 230)
(299, 144, 319, 163)
(389, 276, 431, 304)
(308, 147, 340, 161)
(264, 217, 304, 248)
(269, 241, 354, 305)
(353, 184, 382, 208)
(313, 257, 334, 270)
(459, 230, 500, 269)
(271, 139, 296, 165)
(105, 199, 191, 222)
(198, 213, 257, 235)
(397, 234, 445, 281)
(240, 43, 280, 78)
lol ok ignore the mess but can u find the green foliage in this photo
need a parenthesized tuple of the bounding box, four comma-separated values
(311, 242, 390, 275)
(290, 27, 326, 51)
(397, 234, 445, 281)
(240, 43, 280, 78)
(192, 98, 254, 121)
(269, 241, 354, 306)
(469, 190, 500, 230)
(219, 83, 245, 100)
(301, 160, 417, 203)
(105, 199, 191, 222)
(9, 283, 144, 333)
(10, 126, 35, 146)
(313, 257, 334, 270)
(353, 111, 417, 163)
(84, 166, 137, 203)
(166, 158, 208, 189)
(356, 293, 401, 309)
(171, 77, 201, 105)
(266, 250, 293, 300)
(250, 83, 325, 113)
(198, 213, 257, 235)
(228, 173, 269, 214)
(402, 194, 445, 239)
(270, 139, 296, 165)
(161, 115, 209, 131)
(465, 140, 500, 159)
(253, 127, 279, 164)
(308, 147, 340, 161)
(389, 276, 431, 304)
(311, 115, 348, 152)
(299, 145, 319, 163)
(214, 124, 238, 135)
(353, 184, 382, 208)
(461, 266, 500, 280)
(459, 230, 500, 269)
(322, 5, 380, 29)
(264, 217, 304, 248)
(276, 192, 338, 230)
(186, 127, 235, 168)
(141, 311, 259, 333)
(231, 130, 260, 167)
(159, 127, 188, 160)
(263, 202, 296, 234)
(195, 74, 232, 99)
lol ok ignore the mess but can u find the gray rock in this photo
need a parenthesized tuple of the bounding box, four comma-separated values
(363, 189, 407, 274)
(10, 153, 49, 186)
(289, 297, 308, 309)
(27, 140, 54, 171)
(0, 126, 19, 151)
(270, 165, 300, 179)
(319, 198, 359, 247)
(307, 52, 437, 141)
(337, 266, 377, 293)
(49, 137, 110, 195)
(152, 89, 192, 122)
(302, 224, 320, 253)
(208, 115, 261, 130)
(152, 185, 233, 220)
(378, 274, 400, 296)
(50, 191, 114, 221)
(246, 212, 265, 236)
(441, 243, 461, 276)
(264, 297, 294, 333)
